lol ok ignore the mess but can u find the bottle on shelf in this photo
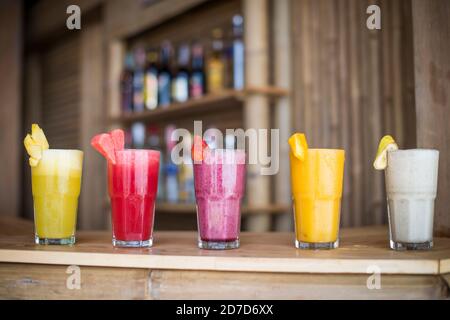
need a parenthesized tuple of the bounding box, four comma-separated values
(147, 125, 165, 200)
(232, 14, 245, 90)
(225, 133, 237, 149)
(164, 124, 179, 203)
(165, 163, 179, 203)
(158, 41, 173, 108)
(172, 43, 191, 103)
(131, 122, 146, 148)
(124, 128, 133, 148)
(223, 25, 234, 90)
(207, 28, 226, 94)
(120, 53, 134, 113)
(190, 42, 205, 99)
(132, 46, 147, 112)
(144, 49, 159, 110)
(178, 135, 195, 203)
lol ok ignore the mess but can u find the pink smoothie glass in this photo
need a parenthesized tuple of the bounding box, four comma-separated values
(193, 149, 246, 249)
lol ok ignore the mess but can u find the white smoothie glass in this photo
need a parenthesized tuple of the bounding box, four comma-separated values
(385, 149, 439, 250)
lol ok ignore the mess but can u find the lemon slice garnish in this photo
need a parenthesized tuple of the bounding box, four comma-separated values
(373, 135, 398, 170)
(288, 133, 308, 161)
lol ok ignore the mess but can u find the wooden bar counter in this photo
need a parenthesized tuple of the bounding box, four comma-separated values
(0, 217, 449, 299)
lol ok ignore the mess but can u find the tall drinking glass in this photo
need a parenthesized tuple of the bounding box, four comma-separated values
(108, 150, 160, 248)
(386, 149, 439, 250)
(194, 149, 246, 250)
(290, 149, 345, 249)
(32, 149, 83, 245)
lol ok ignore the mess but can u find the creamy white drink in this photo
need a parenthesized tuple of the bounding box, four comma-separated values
(385, 149, 439, 250)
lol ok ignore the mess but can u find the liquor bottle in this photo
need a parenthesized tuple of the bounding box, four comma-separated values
(232, 15, 245, 90)
(131, 122, 146, 148)
(172, 43, 190, 103)
(144, 49, 159, 110)
(147, 125, 164, 200)
(158, 41, 173, 107)
(207, 28, 225, 94)
(132, 47, 146, 112)
(190, 42, 205, 99)
(225, 133, 237, 149)
(120, 53, 134, 113)
(164, 124, 178, 203)
(178, 135, 195, 203)
(124, 128, 133, 148)
(165, 163, 179, 203)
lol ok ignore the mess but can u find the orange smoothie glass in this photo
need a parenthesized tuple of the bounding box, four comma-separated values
(290, 148, 345, 249)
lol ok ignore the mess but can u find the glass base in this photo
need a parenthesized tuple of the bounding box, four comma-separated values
(390, 240, 433, 250)
(198, 239, 239, 250)
(295, 239, 339, 250)
(112, 237, 153, 248)
(35, 235, 75, 245)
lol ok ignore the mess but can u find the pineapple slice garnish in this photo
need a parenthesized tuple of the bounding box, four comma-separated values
(31, 124, 49, 150)
(24, 124, 49, 167)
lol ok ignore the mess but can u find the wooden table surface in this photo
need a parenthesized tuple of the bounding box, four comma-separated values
(0, 217, 449, 299)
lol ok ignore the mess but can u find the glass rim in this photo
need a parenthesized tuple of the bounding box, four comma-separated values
(207, 148, 246, 154)
(389, 148, 439, 154)
(304, 148, 345, 153)
(115, 149, 160, 155)
(43, 149, 83, 154)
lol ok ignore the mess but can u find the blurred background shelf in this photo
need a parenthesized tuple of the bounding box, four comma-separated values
(110, 87, 288, 125)
(111, 90, 239, 124)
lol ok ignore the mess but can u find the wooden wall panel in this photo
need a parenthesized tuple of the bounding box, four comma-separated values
(105, 0, 207, 40)
(79, 21, 108, 230)
(0, 0, 22, 217)
(27, 0, 103, 44)
(412, 0, 450, 237)
(22, 54, 42, 220)
(41, 36, 81, 149)
(292, 0, 416, 227)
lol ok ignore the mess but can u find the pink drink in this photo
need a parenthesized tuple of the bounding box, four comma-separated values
(194, 149, 245, 249)
(108, 150, 160, 247)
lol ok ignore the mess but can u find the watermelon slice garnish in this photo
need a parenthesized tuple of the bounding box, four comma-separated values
(91, 133, 116, 164)
(109, 129, 125, 151)
(191, 135, 209, 162)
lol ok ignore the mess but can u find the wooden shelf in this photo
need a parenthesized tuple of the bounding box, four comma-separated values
(109, 87, 289, 125)
(156, 202, 289, 215)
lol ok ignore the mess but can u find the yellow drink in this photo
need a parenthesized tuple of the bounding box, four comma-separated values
(32, 149, 83, 245)
(290, 149, 345, 249)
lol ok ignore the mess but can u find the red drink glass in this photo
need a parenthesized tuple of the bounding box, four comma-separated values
(194, 149, 246, 250)
(107, 150, 160, 247)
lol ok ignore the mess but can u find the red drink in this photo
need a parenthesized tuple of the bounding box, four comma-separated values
(107, 150, 160, 247)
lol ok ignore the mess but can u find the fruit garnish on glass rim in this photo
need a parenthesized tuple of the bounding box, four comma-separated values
(288, 133, 308, 161)
(109, 129, 125, 152)
(91, 133, 117, 164)
(23, 124, 49, 167)
(373, 135, 398, 170)
(191, 135, 209, 162)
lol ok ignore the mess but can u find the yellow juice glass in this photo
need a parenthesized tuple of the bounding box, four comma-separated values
(290, 149, 345, 249)
(32, 149, 83, 245)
